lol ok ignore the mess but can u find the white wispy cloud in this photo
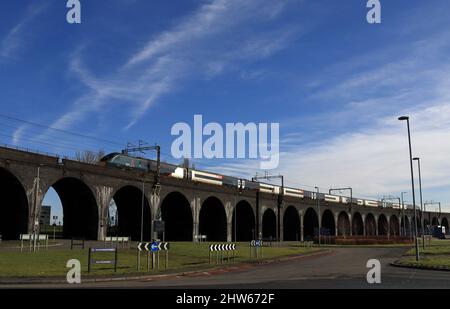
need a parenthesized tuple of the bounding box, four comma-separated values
(12, 125, 27, 144)
(210, 30, 450, 211)
(0, 2, 48, 60)
(44, 0, 300, 133)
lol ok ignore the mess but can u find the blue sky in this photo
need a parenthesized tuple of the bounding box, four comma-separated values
(1, 0, 450, 221)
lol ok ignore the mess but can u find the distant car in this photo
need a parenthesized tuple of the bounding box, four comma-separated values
(431, 226, 446, 239)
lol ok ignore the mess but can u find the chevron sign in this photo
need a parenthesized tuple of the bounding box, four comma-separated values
(138, 242, 170, 252)
(250, 240, 263, 247)
(209, 243, 236, 251)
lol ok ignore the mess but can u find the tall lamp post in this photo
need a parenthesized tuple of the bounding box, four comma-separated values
(315, 187, 321, 246)
(398, 116, 419, 261)
(413, 157, 425, 249)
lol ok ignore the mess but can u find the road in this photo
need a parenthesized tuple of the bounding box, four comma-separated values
(3, 246, 449, 289)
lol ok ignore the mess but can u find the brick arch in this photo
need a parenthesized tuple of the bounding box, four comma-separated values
(199, 196, 227, 241)
(0, 167, 29, 240)
(47, 177, 99, 240)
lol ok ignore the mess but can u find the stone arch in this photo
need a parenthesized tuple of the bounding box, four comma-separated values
(161, 191, 193, 241)
(262, 208, 276, 240)
(303, 207, 319, 240)
(337, 211, 350, 236)
(0, 167, 29, 240)
(111, 185, 152, 241)
(232, 200, 256, 241)
(401, 216, 411, 236)
(352, 212, 364, 235)
(321, 209, 336, 236)
(365, 213, 376, 236)
(378, 214, 388, 236)
(199, 196, 227, 241)
(50, 177, 99, 240)
(389, 215, 400, 236)
(283, 206, 300, 241)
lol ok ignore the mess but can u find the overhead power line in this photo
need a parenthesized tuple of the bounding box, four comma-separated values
(0, 113, 123, 146)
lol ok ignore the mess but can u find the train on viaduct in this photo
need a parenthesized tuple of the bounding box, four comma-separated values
(0, 146, 448, 242)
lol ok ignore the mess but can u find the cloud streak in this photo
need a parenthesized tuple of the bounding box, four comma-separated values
(44, 0, 299, 134)
(0, 2, 48, 60)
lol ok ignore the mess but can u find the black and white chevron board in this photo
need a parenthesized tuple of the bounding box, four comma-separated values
(209, 243, 236, 251)
(209, 243, 237, 265)
(137, 242, 170, 271)
(137, 242, 170, 252)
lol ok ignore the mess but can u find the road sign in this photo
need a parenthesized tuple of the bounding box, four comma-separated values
(250, 240, 263, 247)
(88, 247, 118, 273)
(137, 242, 170, 252)
(209, 243, 236, 251)
(150, 242, 159, 252)
(158, 242, 169, 250)
(208, 243, 236, 265)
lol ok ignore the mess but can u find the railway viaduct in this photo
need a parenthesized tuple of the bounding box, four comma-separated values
(1, 146, 448, 242)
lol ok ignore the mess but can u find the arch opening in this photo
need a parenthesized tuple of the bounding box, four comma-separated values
(442, 218, 449, 234)
(0, 168, 29, 240)
(337, 212, 350, 236)
(321, 209, 336, 236)
(51, 177, 99, 240)
(199, 197, 227, 241)
(232, 200, 255, 241)
(112, 185, 151, 241)
(389, 215, 400, 236)
(378, 214, 388, 236)
(283, 206, 300, 241)
(352, 212, 364, 235)
(161, 192, 193, 241)
(401, 216, 411, 236)
(365, 213, 376, 236)
(262, 208, 276, 240)
(303, 208, 318, 240)
(432, 217, 439, 226)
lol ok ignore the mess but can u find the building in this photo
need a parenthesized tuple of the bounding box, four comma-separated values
(40, 205, 51, 227)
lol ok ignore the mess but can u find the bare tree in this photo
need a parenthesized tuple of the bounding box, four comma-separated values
(75, 149, 106, 164)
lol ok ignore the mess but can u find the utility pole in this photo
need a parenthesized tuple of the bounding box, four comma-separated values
(315, 187, 321, 246)
(123, 141, 161, 271)
(381, 196, 401, 237)
(252, 173, 284, 242)
(33, 166, 41, 253)
(329, 187, 352, 236)
(122, 140, 161, 189)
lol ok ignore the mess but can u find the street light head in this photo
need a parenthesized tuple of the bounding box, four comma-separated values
(398, 116, 409, 121)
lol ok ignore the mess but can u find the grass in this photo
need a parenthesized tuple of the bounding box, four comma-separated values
(397, 238, 450, 268)
(0, 242, 324, 278)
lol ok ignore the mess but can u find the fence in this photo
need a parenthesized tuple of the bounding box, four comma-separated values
(104, 236, 131, 248)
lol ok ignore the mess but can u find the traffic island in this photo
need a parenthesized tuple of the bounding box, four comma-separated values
(391, 239, 450, 271)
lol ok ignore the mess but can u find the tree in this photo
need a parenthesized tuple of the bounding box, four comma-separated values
(75, 149, 105, 164)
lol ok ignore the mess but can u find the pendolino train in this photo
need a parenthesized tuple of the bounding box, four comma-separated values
(100, 152, 402, 209)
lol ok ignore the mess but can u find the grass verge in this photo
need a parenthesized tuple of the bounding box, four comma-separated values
(0, 242, 324, 278)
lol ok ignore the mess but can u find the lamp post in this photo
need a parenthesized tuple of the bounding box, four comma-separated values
(398, 116, 419, 261)
(315, 187, 321, 246)
(401, 192, 407, 236)
(413, 157, 425, 249)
